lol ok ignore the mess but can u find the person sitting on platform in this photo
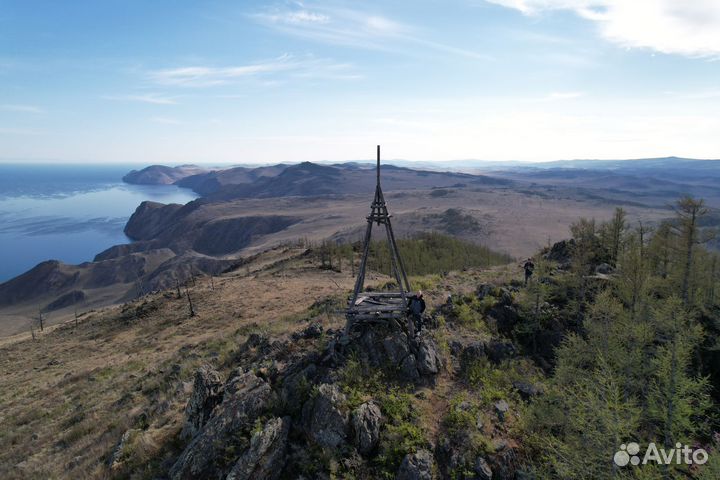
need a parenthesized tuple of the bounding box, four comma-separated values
(407, 290, 426, 336)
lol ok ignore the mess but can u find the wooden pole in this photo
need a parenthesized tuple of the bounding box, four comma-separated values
(377, 145, 380, 187)
(185, 286, 196, 317)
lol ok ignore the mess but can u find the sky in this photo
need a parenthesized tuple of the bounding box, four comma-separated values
(1, 0, 720, 164)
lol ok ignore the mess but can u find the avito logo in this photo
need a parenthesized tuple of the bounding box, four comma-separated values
(614, 442, 708, 467)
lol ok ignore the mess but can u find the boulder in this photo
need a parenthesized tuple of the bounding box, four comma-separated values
(225, 417, 290, 480)
(475, 283, 496, 300)
(108, 429, 139, 470)
(595, 263, 614, 275)
(181, 365, 224, 440)
(304, 322, 324, 338)
(280, 363, 317, 412)
(383, 334, 413, 366)
(170, 372, 272, 480)
(397, 449, 435, 480)
(488, 304, 519, 335)
(494, 400, 509, 422)
(460, 342, 486, 372)
(414, 335, 442, 375)
(485, 340, 516, 364)
(512, 381, 543, 400)
(544, 239, 574, 266)
(292, 322, 324, 340)
(351, 401, 383, 455)
(302, 383, 349, 449)
(474, 456, 493, 480)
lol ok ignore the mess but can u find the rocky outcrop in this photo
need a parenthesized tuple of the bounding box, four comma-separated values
(170, 371, 272, 480)
(397, 449, 435, 480)
(180, 366, 224, 440)
(349, 326, 442, 381)
(225, 417, 290, 480)
(544, 239, 574, 267)
(302, 383, 349, 449)
(351, 401, 383, 455)
(474, 457, 493, 480)
(414, 334, 442, 375)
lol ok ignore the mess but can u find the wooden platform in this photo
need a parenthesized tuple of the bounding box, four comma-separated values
(346, 292, 407, 323)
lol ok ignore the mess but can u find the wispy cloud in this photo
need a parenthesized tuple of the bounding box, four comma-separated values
(264, 9, 330, 25)
(252, 5, 492, 61)
(1, 104, 45, 114)
(486, 0, 720, 57)
(103, 93, 178, 105)
(148, 54, 361, 87)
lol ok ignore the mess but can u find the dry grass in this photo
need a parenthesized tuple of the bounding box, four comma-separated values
(0, 247, 364, 479)
(0, 244, 526, 479)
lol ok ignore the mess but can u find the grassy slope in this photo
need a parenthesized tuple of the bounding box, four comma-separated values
(0, 246, 527, 479)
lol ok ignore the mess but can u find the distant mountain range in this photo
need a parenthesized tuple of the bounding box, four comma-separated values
(2, 156, 719, 336)
(124, 161, 511, 199)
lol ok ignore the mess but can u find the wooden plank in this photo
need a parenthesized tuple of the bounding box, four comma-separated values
(349, 305, 406, 313)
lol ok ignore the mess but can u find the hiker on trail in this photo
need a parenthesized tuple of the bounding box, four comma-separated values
(523, 258, 535, 286)
(407, 290, 426, 336)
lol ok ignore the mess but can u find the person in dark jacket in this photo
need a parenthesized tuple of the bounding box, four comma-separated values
(407, 290, 426, 336)
(523, 258, 535, 286)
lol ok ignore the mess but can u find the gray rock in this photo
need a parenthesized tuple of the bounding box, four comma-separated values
(170, 372, 272, 480)
(109, 429, 139, 470)
(303, 322, 324, 338)
(485, 340, 516, 364)
(488, 304, 519, 335)
(302, 383, 349, 449)
(474, 456, 493, 480)
(181, 365, 224, 440)
(226, 417, 290, 480)
(281, 363, 317, 412)
(400, 354, 420, 379)
(494, 400, 509, 422)
(512, 381, 543, 400)
(397, 449, 435, 480)
(460, 342, 486, 372)
(351, 401, 383, 455)
(476, 283, 496, 300)
(415, 335, 442, 375)
(293, 322, 324, 340)
(595, 263, 614, 275)
(383, 333, 413, 366)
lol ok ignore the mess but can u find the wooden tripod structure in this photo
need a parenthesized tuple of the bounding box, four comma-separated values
(345, 146, 412, 334)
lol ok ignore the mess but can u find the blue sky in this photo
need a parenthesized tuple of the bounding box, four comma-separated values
(1, 0, 720, 164)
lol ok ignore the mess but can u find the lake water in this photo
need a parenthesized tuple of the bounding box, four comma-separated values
(0, 164, 198, 282)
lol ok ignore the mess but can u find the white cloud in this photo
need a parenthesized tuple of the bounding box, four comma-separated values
(1, 104, 45, 114)
(253, 6, 491, 60)
(486, 0, 720, 57)
(148, 54, 360, 87)
(103, 94, 178, 105)
(266, 10, 330, 24)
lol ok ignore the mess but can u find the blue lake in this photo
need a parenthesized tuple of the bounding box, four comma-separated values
(0, 164, 198, 282)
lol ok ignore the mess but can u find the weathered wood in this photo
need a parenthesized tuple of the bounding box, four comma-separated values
(345, 146, 412, 335)
(350, 305, 407, 313)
